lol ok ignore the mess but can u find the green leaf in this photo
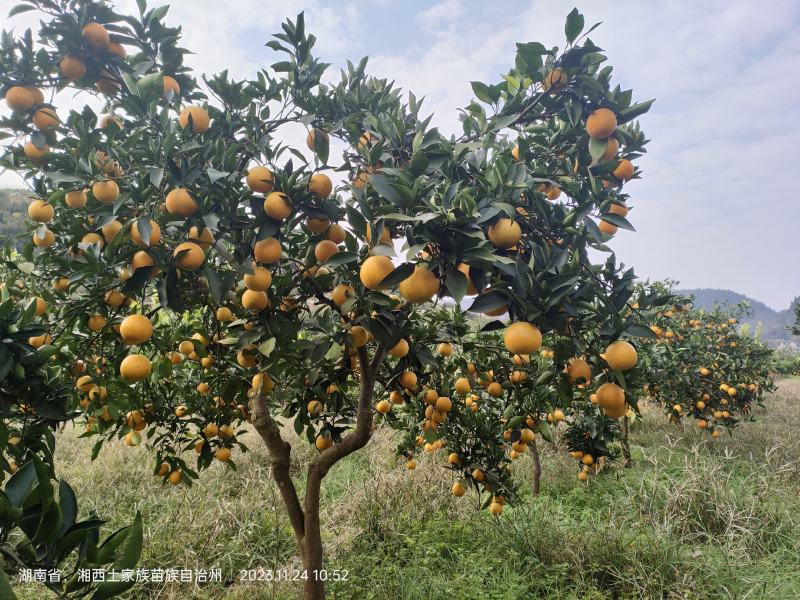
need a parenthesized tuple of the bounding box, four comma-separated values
(323, 251, 357, 267)
(599, 213, 635, 231)
(258, 338, 276, 357)
(368, 174, 402, 205)
(537, 420, 554, 442)
(9, 4, 36, 17)
(445, 267, 467, 303)
(5, 460, 36, 507)
(468, 289, 509, 314)
(470, 81, 493, 104)
(58, 479, 78, 537)
(617, 99, 655, 124)
(588, 136, 609, 162)
(311, 128, 329, 164)
(379, 262, 414, 289)
(625, 323, 657, 339)
(91, 513, 143, 599)
(565, 8, 585, 43)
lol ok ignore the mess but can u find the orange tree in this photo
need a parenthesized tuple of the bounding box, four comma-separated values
(637, 286, 775, 437)
(0, 258, 142, 600)
(1, 2, 654, 598)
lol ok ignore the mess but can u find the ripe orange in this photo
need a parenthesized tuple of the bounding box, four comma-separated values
(172, 242, 205, 270)
(120, 314, 153, 345)
(4, 86, 35, 112)
(162, 75, 180, 100)
(598, 219, 618, 236)
(243, 264, 272, 291)
(131, 251, 155, 274)
(399, 266, 439, 303)
(178, 106, 210, 134)
(451, 482, 465, 497)
(60, 55, 87, 80)
(566, 357, 591, 384)
(309, 173, 333, 199)
(332, 284, 355, 306)
(65, 189, 87, 208)
(87, 314, 106, 332)
(246, 166, 273, 193)
(306, 128, 329, 152)
(24, 141, 48, 162)
(165, 188, 197, 217)
(437, 342, 453, 357)
(487, 382, 503, 397)
(326, 223, 346, 244)
(27, 200, 54, 223)
(120, 354, 151, 381)
(388, 338, 409, 358)
(454, 377, 471, 394)
(103, 291, 126, 309)
(613, 159, 635, 181)
(359, 255, 394, 290)
(399, 371, 417, 390)
(314, 240, 339, 263)
(306, 218, 330, 235)
(365, 223, 392, 246)
(108, 41, 127, 58)
(596, 382, 626, 418)
(608, 201, 628, 217)
(350, 326, 369, 347)
(82, 22, 110, 51)
(315, 434, 332, 451)
(101, 219, 122, 242)
(542, 67, 569, 93)
(186, 226, 214, 249)
(254, 237, 281, 263)
(504, 322, 542, 355)
(375, 400, 391, 414)
(586, 108, 617, 139)
(435, 397, 452, 413)
(32, 107, 59, 130)
(603, 340, 638, 371)
(92, 180, 120, 204)
(81, 232, 103, 247)
(242, 289, 269, 312)
(131, 219, 161, 246)
(32, 228, 55, 248)
(215, 447, 232, 462)
(264, 192, 292, 220)
(168, 470, 182, 485)
(600, 137, 619, 161)
(488, 218, 521, 249)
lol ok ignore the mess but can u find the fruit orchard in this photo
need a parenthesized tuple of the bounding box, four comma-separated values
(0, 1, 778, 599)
(636, 287, 775, 438)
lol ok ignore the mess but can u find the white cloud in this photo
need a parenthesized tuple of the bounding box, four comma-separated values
(417, 0, 464, 30)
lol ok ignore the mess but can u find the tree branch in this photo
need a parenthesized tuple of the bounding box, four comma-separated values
(249, 391, 305, 545)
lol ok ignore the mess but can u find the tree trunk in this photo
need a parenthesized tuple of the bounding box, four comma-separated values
(530, 438, 541, 496)
(302, 463, 325, 599)
(621, 415, 632, 467)
(250, 345, 387, 600)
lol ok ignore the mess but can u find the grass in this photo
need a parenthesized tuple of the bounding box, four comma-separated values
(12, 379, 800, 600)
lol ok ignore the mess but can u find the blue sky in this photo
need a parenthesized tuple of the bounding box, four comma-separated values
(2, 0, 799, 309)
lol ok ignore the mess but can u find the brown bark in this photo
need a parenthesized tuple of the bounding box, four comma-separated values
(530, 438, 541, 496)
(621, 415, 632, 467)
(250, 391, 305, 547)
(253, 345, 386, 600)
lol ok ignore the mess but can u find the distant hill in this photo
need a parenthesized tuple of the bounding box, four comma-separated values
(0, 188, 29, 250)
(679, 288, 799, 348)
